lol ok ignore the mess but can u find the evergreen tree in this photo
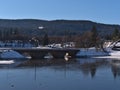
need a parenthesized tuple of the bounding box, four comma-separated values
(9, 28, 14, 35)
(0, 30, 2, 40)
(14, 28, 19, 35)
(112, 28, 120, 41)
(105, 34, 112, 40)
(43, 33, 49, 46)
(91, 26, 98, 46)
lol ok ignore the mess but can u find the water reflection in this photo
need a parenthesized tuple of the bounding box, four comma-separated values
(77, 58, 109, 78)
(0, 58, 116, 78)
(110, 59, 120, 78)
(12, 58, 110, 79)
(1, 58, 120, 90)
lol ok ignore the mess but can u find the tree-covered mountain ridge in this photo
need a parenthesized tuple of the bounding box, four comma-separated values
(0, 19, 119, 36)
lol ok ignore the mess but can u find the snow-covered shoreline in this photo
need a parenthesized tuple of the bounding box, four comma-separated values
(0, 47, 118, 60)
(0, 50, 26, 59)
(76, 47, 109, 57)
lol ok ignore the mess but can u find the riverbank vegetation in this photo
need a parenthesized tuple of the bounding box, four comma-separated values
(0, 25, 119, 48)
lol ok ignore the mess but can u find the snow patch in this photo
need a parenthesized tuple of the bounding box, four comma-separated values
(93, 56, 120, 59)
(0, 60, 14, 64)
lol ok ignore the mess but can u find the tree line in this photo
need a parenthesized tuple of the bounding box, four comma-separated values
(0, 26, 119, 48)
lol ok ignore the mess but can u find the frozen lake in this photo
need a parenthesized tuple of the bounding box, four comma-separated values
(0, 58, 120, 90)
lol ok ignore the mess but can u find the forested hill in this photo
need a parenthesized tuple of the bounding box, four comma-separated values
(0, 19, 120, 36)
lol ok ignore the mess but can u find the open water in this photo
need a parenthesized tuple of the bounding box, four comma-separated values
(0, 58, 120, 90)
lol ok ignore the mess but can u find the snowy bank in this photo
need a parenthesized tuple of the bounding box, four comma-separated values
(76, 47, 108, 57)
(0, 50, 26, 59)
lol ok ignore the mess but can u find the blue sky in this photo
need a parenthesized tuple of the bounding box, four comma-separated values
(0, 0, 120, 24)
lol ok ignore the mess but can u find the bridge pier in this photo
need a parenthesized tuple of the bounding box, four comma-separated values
(51, 49, 79, 58)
